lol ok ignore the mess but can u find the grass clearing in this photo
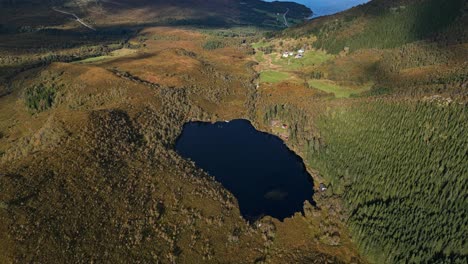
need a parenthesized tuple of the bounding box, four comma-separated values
(255, 50, 265, 63)
(74, 48, 137, 64)
(272, 50, 334, 70)
(260, 71, 290, 83)
(252, 41, 270, 49)
(76, 55, 113, 63)
(308, 79, 372, 98)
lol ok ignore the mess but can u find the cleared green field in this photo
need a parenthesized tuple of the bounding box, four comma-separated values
(260, 70, 290, 83)
(255, 50, 266, 63)
(75, 55, 113, 63)
(272, 50, 333, 70)
(308, 79, 372, 98)
(252, 41, 270, 49)
(74, 48, 137, 64)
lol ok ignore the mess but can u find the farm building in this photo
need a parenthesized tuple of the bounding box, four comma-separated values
(319, 183, 327, 192)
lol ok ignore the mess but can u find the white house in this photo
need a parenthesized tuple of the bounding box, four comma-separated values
(282, 52, 289, 58)
(319, 183, 327, 192)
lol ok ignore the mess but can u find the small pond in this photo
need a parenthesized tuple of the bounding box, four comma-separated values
(175, 119, 314, 221)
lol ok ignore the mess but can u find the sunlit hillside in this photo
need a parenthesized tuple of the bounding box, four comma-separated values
(252, 0, 467, 263)
(0, 0, 466, 263)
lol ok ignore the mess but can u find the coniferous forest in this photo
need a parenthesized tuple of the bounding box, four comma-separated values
(307, 0, 465, 53)
(262, 99, 467, 263)
(308, 101, 467, 263)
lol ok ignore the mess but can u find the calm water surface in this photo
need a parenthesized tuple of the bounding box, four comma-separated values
(265, 0, 370, 17)
(175, 119, 314, 220)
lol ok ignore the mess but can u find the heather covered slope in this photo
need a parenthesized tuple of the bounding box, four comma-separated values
(0, 0, 311, 29)
(0, 26, 364, 263)
(0, 0, 310, 88)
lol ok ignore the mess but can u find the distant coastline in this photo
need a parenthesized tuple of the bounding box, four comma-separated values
(264, 0, 370, 18)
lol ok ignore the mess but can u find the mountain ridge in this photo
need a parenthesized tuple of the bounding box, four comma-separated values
(0, 0, 312, 29)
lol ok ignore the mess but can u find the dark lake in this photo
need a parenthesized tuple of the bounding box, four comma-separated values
(175, 119, 314, 221)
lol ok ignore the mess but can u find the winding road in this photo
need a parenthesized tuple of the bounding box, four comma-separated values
(52, 7, 96, 31)
(282, 8, 290, 27)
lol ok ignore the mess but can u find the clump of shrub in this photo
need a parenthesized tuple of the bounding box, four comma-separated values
(259, 45, 274, 54)
(307, 71, 324, 79)
(203, 40, 225, 50)
(25, 84, 57, 112)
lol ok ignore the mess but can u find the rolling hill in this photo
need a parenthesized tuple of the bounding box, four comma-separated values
(284, 0, 466, 53)
(0, 11, 361, 264)
(0, 0, 311, 29)
(0, 0, 466, 263)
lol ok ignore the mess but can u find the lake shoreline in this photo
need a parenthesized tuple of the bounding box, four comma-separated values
(175, 119, 315, 221)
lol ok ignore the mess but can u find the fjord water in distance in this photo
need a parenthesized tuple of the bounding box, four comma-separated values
(265, 0, 371, 17)
(175, 119, 314, 220)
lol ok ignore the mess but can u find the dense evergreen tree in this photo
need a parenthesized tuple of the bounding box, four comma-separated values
(262, 98, 467, 263)
(299, 101, 468, 263)
(307, 0, 465, 53)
